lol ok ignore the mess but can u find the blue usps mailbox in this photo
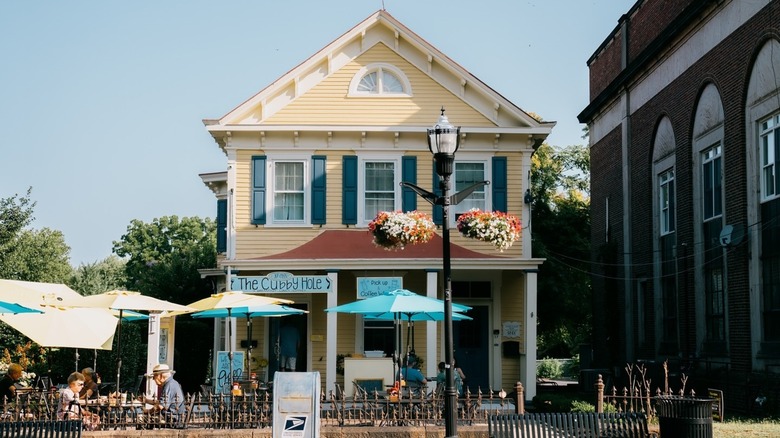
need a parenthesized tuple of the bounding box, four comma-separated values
(273, 372, 321, 438)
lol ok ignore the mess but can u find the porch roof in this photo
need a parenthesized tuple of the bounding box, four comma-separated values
(252, 230, 502, 261)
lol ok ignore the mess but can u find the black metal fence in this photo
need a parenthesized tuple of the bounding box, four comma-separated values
(1, 386, 518, 430)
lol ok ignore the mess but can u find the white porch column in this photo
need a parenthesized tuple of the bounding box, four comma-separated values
(522, 270, 538, 401)
(326, 271, 339, 395)
(426, 270, 438, 390)
(145, 311, 161, 396)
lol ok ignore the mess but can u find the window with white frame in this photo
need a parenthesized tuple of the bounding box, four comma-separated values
(269, 158, 308, 225)
(761, 113, 780, 201)
(349, 63, 412, 96)
(360, 157, 400, 223)
(659, 168, 676, 234)
(702, 144, 723, 221)
(452, 160, 489, 223)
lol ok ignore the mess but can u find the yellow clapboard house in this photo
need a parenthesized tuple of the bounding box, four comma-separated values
(199, 9, 552, 400)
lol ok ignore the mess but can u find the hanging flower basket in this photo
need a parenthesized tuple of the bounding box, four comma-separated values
(369, 211, 436, 250)
(456, 208, 521, 251)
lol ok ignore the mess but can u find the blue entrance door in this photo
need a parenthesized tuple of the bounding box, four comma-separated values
(452, 304, 489, 393)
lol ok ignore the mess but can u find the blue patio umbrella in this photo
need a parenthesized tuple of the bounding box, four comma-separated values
(0, 300, 42, 314)
(325, 289, 471, 378)
(192, 304, 307, 377)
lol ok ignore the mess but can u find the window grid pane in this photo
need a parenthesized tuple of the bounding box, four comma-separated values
(454, 162, 486, 213)
(365, 161, 396, 220)
(273, 162, 304, 221)
(659, 169, 675, 234)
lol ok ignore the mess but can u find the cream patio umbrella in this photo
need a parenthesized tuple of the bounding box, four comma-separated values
(0, 306, 118, 350)
(62, 290, 194, 395)
(183, 292, 294, 383)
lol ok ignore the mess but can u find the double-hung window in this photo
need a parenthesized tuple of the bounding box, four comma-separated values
(761, 114, 780, 201)
(360, 156, 401, 224)
(659, 169, 676, 235)
(268, 157, 309, 225)
(702, 144, 723, 221)
(452, 160, 489, 224)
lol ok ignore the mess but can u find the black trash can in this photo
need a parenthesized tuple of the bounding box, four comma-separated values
(655, 395, 714, 438)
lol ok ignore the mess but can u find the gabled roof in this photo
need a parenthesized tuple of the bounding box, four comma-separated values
(205, 9, 554, 136)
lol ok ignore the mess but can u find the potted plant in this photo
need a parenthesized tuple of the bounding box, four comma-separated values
(368, 211, 436, 250)
(456, 208, 521, 251)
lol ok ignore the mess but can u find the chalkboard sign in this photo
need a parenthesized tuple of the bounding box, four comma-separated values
(708, 388, 724, 422)
(216, 351, 245, 394)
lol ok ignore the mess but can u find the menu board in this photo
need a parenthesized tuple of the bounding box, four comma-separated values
(216, 351, 245, 394)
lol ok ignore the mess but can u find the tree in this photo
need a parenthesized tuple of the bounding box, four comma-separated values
(531, 143, 591, 358)
(112, 216, 217, 304)
(0, 189, 72, 282)
(112, 215, 217, 392)
(69, 255, 128, 296)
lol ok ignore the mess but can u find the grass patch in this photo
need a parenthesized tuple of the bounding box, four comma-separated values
(712, 417, 780, 437)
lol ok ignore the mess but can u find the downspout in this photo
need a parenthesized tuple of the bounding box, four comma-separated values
(619, 15, 634, 363)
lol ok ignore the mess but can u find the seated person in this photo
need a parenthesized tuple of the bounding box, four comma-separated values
(396, 355, 427, 395)
(57, 372, 100, 429)
(79, 368, 98, 399)
(141, 364, 185, 428)
(436, 361, 463, 396)
(0, 363, 22, 403)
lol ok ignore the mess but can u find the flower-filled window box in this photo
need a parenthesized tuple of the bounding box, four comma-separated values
(456, 208, 521, 251)
(368, 211, 436, 250)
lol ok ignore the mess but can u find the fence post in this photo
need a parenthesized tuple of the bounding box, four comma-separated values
(515, 381, 524, 414)
(595, 374, 604, 413)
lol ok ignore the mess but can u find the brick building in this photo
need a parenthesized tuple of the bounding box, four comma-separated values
(579, 0, 780, 413)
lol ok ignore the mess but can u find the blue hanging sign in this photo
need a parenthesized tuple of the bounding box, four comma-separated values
(356, 277, 402, 299)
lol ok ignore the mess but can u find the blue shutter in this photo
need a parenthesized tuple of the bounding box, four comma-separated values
(216, 199, 227, 253)
(402, 156, 417, 212)
(492, 156, 508, 213)
(251, 156, 267, 225)
(343, 156, 357, 225)
(311, 155, 326, 224)
(432, 162, 443, 225)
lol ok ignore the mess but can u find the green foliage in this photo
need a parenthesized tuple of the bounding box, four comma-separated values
(537, 357, 563, 379)
(570, 400, 595, 412)
(531, 143, 591, 358)
(0, 188, 72, 282)
(0, 188, 35, 248)
(532, 392, 591, 413)
(112, 215, 217, 304)
(562, 354, 580, 379)
(69, 255, 128, 295)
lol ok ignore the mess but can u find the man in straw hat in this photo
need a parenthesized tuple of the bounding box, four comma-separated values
(141, 364, 185, 427)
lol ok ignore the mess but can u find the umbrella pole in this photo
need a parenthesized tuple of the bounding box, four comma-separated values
(228, 308, 234, 385)
(115, 309, 123, 402)
(93, 349, 97, 373)
(246, 314, 252, 377)
(75, 348, 79, 371)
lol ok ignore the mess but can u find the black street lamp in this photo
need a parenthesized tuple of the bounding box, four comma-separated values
(401, 108, 488, 438)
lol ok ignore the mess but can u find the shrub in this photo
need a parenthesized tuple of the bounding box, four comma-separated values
(537, 357, 563, 379)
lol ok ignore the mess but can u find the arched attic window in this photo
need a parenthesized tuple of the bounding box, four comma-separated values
(349, 63, 412, 97)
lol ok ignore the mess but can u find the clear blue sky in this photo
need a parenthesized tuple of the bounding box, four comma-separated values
(0, 0, 633, 266)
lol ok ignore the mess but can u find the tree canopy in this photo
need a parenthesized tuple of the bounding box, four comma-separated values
(531, 143, 592, 358)
(0, 189, 72, 283)
(112, 215, 218, 305)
